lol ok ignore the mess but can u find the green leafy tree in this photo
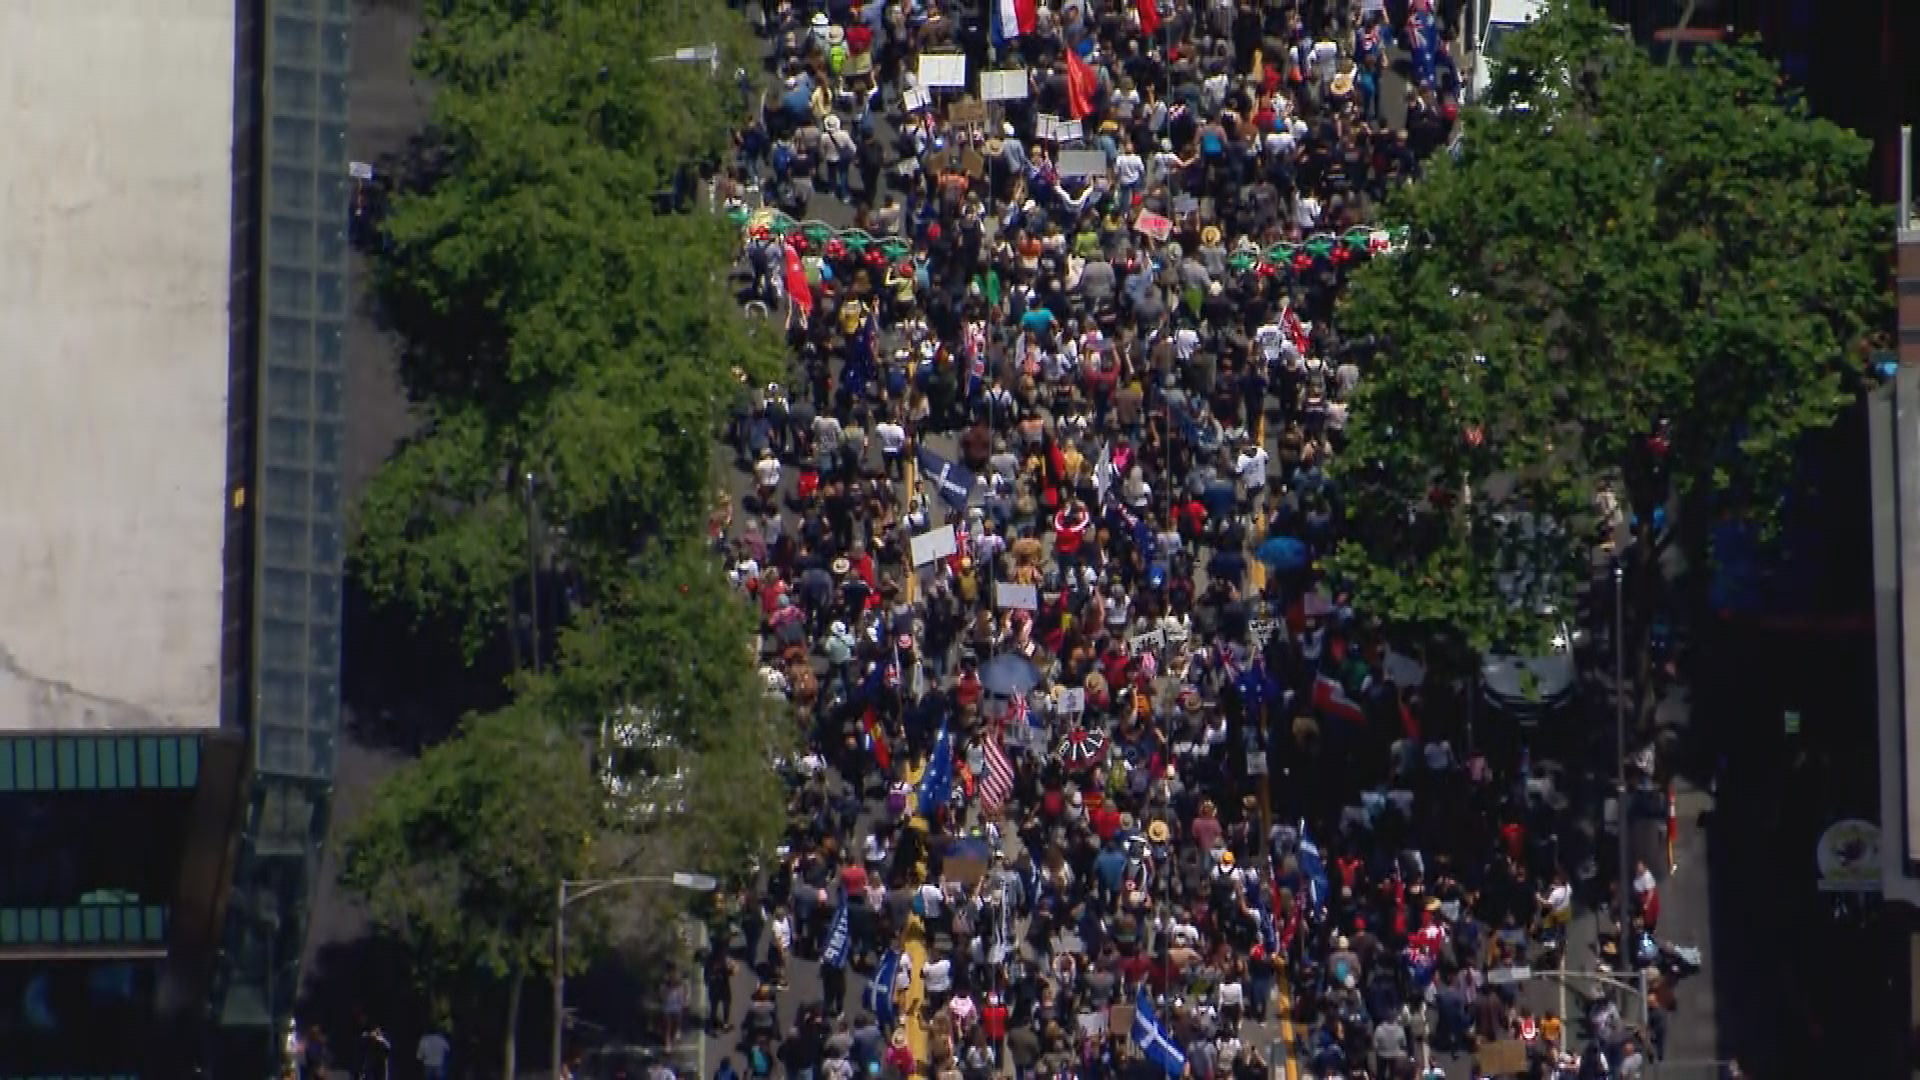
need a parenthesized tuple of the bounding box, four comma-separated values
(340, 706, 604, 1079)
(352, 0, 780, 655)
(1330, 0, 1886, 722)
(523, 543, 792, 872)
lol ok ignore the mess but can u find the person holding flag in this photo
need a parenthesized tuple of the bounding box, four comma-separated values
(1131, 986, 1187, 1077)
(820, 897, 850, 1015)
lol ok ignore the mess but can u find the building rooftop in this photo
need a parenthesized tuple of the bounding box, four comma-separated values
(0, 0, 237, 731)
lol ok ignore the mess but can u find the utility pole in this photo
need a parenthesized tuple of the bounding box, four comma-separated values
(1614, 560, 1632, 930)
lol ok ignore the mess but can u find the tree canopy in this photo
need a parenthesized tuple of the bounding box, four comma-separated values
(1329, 0, 1887, 681)
(341, 1, 786, 1066)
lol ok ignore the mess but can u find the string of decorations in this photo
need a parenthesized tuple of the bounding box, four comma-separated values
(730, 206, 1410, 275)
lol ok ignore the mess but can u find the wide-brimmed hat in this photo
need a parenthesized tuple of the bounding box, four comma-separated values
(832, 557, 851, 575)
(824, 113, 842, 133)
(1200, 225, 1222, 246)
(825, 23, 846, 45)
(890, 1028, 909, 1049)
(811, 12, 829, 26)
(1146, 820, 1171, 844)
(1330, 70, 1355, 96)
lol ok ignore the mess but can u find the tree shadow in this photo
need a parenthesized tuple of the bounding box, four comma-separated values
(340, 573, 515, 755)
(298, 935, 429, 1068)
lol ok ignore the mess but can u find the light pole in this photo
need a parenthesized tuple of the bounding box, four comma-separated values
(1614, 559, 1632, 932)
(526, 470, 542, 675)
(552, 871, 719, 1079)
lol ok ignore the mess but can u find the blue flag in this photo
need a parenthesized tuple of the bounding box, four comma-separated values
(821, 900, 851, 969)
(1298, 820, 1329, 914)
(864, 948, 901, 1025)
(917, 726, 955, 812)
(916, 447, 976, 509)
(1130, 986, 1187, 1077)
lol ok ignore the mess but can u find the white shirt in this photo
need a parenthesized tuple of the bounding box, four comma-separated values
(754, 456, 782, 489)
(923, 957, 953, 994)
(1114, 152, 1145, 186)
(1235, 447, 1269, 489)
(876, 421, 906, 453)
(418, 1033, 452, 1068)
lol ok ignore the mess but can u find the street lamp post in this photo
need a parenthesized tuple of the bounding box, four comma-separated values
(551, 871, 719, 1079)
(1614, 560, 1632, 932)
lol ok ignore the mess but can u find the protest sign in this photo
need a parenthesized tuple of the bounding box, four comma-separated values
(947, 97, 987, 128)
(348, 161, 375, 180)
(1134, 212, 1173, 241)
(996, 581, 1039, 610)
(981, 69, 1029, 101)
(1130, 629, 1165, 654)
(1056, 687, 1086, 715)
(1249, 618, 1280, 648)
(910, 525, 958, 566)
(1057, 149, 1109, 178)
(919, 53, 968, 88)
(903, 84, 932, 112)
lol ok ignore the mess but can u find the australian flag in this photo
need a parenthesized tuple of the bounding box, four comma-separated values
(917, 446, 977, 510)
(917, 725, 955, 812)
(864, 948, 902, 1027)
(821, 899, 851, 969)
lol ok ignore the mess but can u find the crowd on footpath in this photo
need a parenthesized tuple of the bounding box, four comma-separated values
(692, 1, 1684, 1080)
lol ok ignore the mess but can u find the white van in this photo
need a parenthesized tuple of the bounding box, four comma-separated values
(1470, 0, 1546, 104)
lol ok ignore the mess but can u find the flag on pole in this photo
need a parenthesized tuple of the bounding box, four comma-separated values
(821, 900, 851, 969)
(1065, 48, 1097, 120)
(783, 243, 813, 317)
(916, 446, 978, 509)
(862, 707, 892, 772)
(992, 0, 1037, 45)
(1135, 0, 1160, 35)
(864, 948, 902, 1026)
(1312, 674, 1366, 727)
(1130, 986, 1187, 1077)
(918, 726, 955, 812)
(1298, 820, 1330, 914)
(980, 725, 1015, 813)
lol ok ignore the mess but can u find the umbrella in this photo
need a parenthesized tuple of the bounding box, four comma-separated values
(980, 653, 1042, 697)
(1256, 535, 1309, 572)
(1055, 727, 1109, 771)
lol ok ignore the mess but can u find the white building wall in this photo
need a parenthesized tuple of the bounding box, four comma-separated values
(0, 0, 237, 729)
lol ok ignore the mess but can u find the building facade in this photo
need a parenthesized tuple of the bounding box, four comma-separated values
(0, 0, 348, 1075)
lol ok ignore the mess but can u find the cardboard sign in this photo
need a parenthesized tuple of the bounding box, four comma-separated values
(1247, 751, 1268, 776)
(1056, 149, 1109, 178)
(923, 149, 952, 176)
(996, 581, 1039, 610)
(910, 525, 958, 566)
(919, 53, 968, 88)
(981, 69, 1029, 101)
(947, 97, 987, 128)
(1108, 1005, 1134, 1046)
(1134, 213, 1173, 242)
(944, 853, 990, 886)
(960, 148, 987, 177)
(904, 84, 932, 112)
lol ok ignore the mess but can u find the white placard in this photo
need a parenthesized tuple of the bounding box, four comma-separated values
(981, 69, 1029, 101)
(1129, 629, 1165, 654)
(903, 85, 932, 112)
(1057, 688, 1086, 715)
(1055, 118, 1083, 142)
(348, 161, 375, 179)
(919, 53, 968, 89)
(1056, 149, 1109, 178)
(1035, 113, 1061, 140)
(1361, 0, 1385, 14)
(1383, 647, 1426, 688)
(910, 525, 958, 566)
(996, 581, 1039, 610)
(1249, 618, 1280, 649)
(1247, 751, 1268, 776)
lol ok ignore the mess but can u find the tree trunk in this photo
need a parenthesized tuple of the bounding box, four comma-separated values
(503, 967, 525, 1080)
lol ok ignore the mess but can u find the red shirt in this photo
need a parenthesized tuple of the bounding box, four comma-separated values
(982, 1002, 1008, 1039)
(841, 864, 869, 894)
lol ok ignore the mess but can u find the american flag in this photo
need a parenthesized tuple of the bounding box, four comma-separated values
(980, 720, 1016, 813)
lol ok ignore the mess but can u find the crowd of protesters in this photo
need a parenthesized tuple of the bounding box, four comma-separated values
(697, 2, 1681, 1079)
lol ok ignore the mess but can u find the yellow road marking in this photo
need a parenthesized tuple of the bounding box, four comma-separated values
(899, 758, 931, 1064)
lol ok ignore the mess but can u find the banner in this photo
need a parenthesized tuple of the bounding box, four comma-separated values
(919, 53, 968, 88)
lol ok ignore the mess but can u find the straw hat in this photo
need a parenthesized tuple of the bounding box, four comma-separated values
(890, 1028, 909, 1049)
(832, 556, 851, 575)
(826, 23, 846, 45)
(985, 136, 1004, 155)
(1200, 225, 1223, 246)
(1330, 70, 1355, 97)
(1146, 820, 1172, 845)
(824, 113, 842, 133)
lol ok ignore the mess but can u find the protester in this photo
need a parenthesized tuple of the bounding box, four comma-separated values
(703, 1, 1669, 1078)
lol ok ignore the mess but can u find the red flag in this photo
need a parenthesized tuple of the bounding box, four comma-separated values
(863, 707, 891, 772)
(783, 243, 813, 316)
(1136, 0, 1159, 35)
(1065, 49, 1097, 121)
